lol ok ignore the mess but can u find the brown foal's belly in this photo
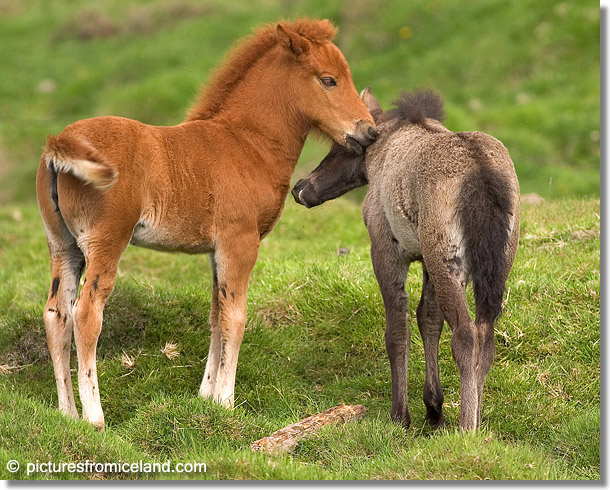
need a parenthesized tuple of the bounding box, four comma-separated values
(130, 218, 215, 254)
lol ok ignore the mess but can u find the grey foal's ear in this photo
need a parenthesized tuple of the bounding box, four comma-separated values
(360, 86, 383, 121)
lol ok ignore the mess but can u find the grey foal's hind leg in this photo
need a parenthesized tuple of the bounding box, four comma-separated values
(370, 238, 411, 428)
(434, 276, 479, 430)
(474, 314, 495, 425)
(419, 233, 479, 429)
(416, 266, 445, 428)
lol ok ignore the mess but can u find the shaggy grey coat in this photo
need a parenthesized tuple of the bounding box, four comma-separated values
(293, 88, 520, 430)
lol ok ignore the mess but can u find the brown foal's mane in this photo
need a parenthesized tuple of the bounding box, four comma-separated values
(186, 19, 337, 122)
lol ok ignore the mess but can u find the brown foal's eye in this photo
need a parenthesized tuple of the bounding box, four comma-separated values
(320, 76, 337, 87)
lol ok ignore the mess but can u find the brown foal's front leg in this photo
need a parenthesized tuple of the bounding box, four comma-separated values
(200, 253, 221, 399)
(202, 231, 259, 408)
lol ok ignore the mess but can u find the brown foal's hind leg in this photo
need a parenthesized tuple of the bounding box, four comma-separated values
(73, 240, 127, 430)
(370, 236, 411, 428)
(207, 233, 259, 408)
(416, 266, 446, 428)
(38, 169, 85, 420)
(200, 253, 221, 399)
(43, 246, 84, 419)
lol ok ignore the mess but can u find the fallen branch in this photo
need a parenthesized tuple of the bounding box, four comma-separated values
(250, 403, 367, 455)
(0, 362, 34, 375)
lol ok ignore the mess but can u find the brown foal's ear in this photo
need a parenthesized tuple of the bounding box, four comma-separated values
(277, 24, 310, 55)
(360, 86, 383, 121)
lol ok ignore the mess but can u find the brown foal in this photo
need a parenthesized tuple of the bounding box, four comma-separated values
(36, 19, 376, 430)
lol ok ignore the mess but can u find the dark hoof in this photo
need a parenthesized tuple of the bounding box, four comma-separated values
(391, 411, 411, 430)
(425, 407, 446, 429)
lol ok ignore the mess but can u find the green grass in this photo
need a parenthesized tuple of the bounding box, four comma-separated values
(0, 0, 600, 481)
(0, 197, 600, 480)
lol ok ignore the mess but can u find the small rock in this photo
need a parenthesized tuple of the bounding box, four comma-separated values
(468, 98, 483, 112)
(37, 79, 56, 94)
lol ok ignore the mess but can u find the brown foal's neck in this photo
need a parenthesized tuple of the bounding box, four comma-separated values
(198, 46, 312, 176)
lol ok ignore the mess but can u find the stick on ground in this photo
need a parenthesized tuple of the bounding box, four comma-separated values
(250, 403, 367, 455)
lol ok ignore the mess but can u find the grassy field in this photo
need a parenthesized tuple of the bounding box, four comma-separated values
(0, 198, 601, 480)
(0, 0, 600, 481)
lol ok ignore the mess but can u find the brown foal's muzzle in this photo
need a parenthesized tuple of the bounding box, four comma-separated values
(346, 121, 378, 155)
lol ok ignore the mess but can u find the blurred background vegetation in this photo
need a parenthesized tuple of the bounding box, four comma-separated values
(0, 0, 600, 203)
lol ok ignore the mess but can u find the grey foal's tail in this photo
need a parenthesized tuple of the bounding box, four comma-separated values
(458, 137, 514, 324)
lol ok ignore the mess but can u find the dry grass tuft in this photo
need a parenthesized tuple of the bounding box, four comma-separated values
(161, 342, 180, 360)
(120, 351, 137, 370)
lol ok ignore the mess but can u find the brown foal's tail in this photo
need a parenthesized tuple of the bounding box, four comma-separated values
(43, 134, 118, 191)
